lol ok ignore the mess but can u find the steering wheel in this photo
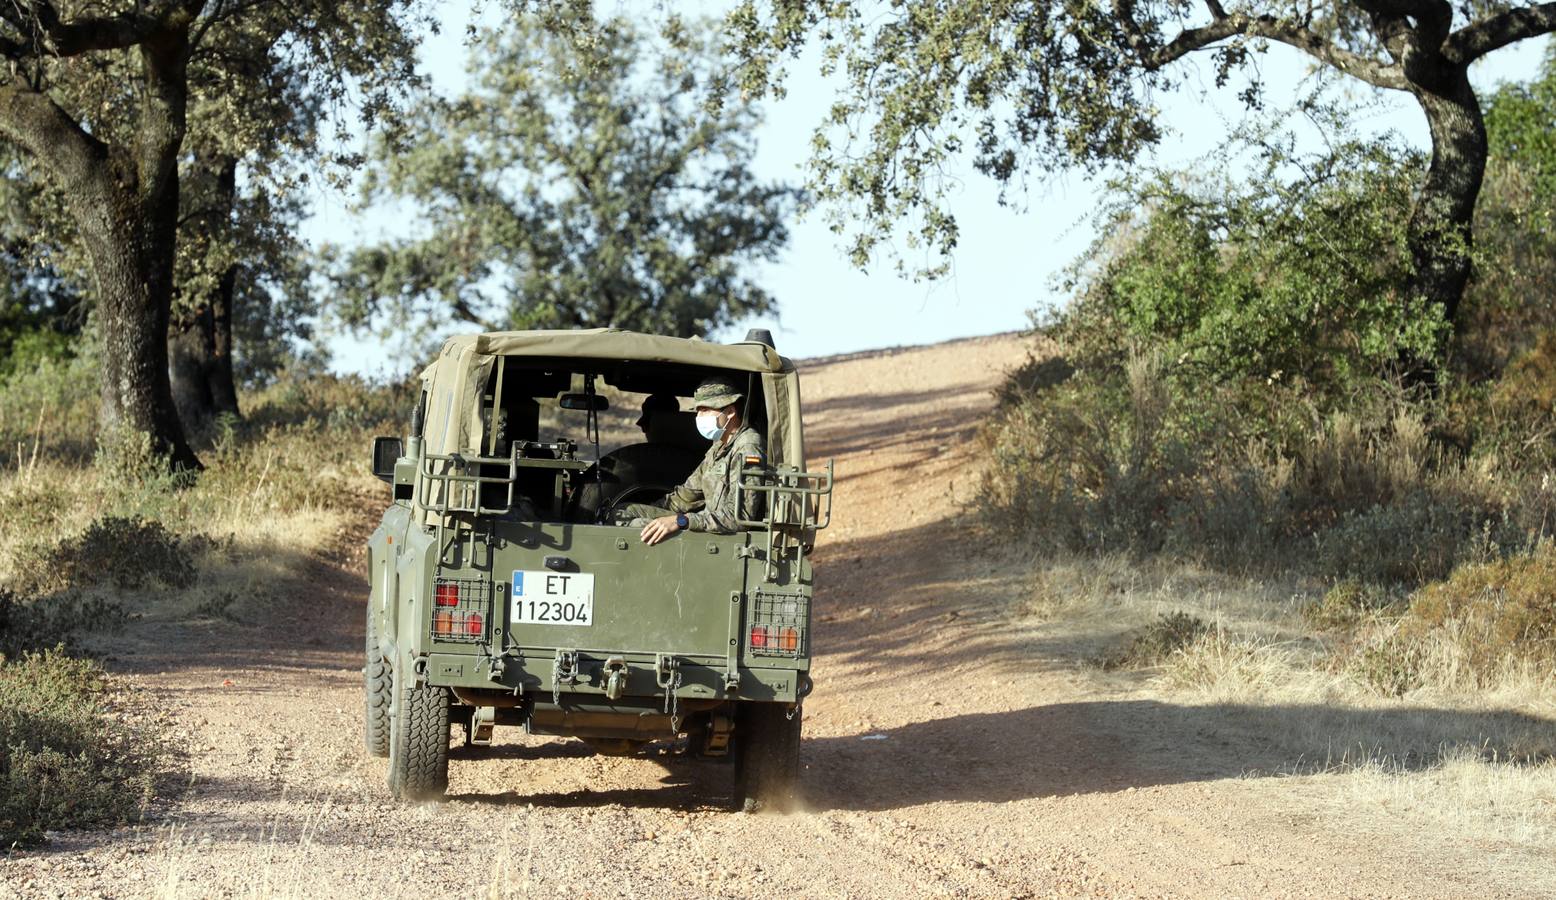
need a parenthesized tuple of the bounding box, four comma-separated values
(594, 483, 675, 524)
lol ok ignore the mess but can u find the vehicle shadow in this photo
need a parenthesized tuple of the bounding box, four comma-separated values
(448, 756, 734, 812)
(443, 698, 1553, 814)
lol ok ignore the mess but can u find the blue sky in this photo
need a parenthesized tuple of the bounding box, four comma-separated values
(311, 6, 1549, 376)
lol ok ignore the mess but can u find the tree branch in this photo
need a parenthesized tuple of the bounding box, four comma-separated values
(449, 291, 499, 332)
(1445, 2, 1556, 64)
(0, 0, 202, 60)
(1145, 6, 1410, 91)
(0, 83, 108, 189)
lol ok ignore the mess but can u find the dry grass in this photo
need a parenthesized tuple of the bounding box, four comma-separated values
(0, 379, 397, 628)
(1327, 750, 1556, 887)
(1015, 548, 1556, 875)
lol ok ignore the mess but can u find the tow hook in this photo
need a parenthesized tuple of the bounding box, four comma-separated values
(656, 653, 683, 721)
(603, 656, 629, 701)
(552, 649, 580, 706)
(654, 653, 679, 688)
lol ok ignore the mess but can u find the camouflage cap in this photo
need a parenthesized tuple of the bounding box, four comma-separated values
(691, 375, 743, 410)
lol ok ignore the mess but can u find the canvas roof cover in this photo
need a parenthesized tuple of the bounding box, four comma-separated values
(417, 328, 806, 472)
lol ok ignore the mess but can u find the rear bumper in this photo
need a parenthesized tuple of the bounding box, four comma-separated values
(423, 650, 805, 704)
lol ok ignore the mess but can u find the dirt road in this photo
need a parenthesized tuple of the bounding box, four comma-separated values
(0, 333, 1541, 898)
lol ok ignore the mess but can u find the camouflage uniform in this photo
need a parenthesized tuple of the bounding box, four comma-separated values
(618, 376, 766, 534)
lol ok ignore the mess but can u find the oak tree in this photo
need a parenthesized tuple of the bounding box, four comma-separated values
(730, 0, 1556, 337)
(0, 2, 425, 469)
(328, 13, 794, 339)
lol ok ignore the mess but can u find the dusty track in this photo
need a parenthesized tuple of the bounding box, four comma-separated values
(0, 333, 1542, 898)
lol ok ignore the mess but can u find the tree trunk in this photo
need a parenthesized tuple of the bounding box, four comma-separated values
(88, 172, 202, 471)
(95, 29, 202, 472)
(169, 265, 241, 427)
(170, 156, 241, 429)
(1408, 63, 1487, 335)
(169, 304, 217, 427)
(0, 11, 203, 474)
(209, 261, 241, 418)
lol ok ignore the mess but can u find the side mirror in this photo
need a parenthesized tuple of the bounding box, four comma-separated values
(558, 392, 609, 412)
(371, 436, 403, 483)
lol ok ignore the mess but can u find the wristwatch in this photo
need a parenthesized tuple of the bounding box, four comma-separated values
(675, 513, 689, 529)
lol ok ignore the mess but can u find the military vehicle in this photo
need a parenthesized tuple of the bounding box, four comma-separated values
(364, 328, 832, 810)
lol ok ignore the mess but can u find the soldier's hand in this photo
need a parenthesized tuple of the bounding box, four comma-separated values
(640, 515, 682, 545)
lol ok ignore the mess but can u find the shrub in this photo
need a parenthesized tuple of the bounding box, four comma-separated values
(0, 649, 164, 847)
(1349, 635, 1427, 697)
(0, 340, 97, 469)
(13, 516, 198, 596)
(1104, 611, 1212, 669)
(1061, 139, 1443, 399)
(1335, 546, 1556, 696)
(1405, 547, 1556, 673)
(1305, 580, 1403, 630)
(0, 590, 125, 659)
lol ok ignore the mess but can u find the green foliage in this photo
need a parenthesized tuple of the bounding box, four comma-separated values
(728, 1, 1556, 286)
(0, 329, 97, 469)
(328, 12, 795, 339)
(1460, 47, 1556, 377)
(1065, 140, 1443, 394)
(0, 3, 432, 392)
(979, 132, 1555, 585)
(0, 650, 164, 847)
(1483, 45, 1556, 208)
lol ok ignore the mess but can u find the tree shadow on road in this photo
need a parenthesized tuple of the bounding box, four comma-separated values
(796, 699, 1554, 812)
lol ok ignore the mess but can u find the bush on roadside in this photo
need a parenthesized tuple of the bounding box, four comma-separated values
(1103, 611, 1212, 669)
(0, 649, 164, 848)
(980, 127, 1556, 590)
(1404, 546, 1556, 674)
(0, 589, 125, 659)
(1303, 580, 1402, 630)
(12, 515, 199, 596)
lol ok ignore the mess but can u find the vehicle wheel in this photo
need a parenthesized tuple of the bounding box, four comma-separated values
(733, 703, 801, 812)
(363, 601, 391, 758)
(387, 661, 450, 800)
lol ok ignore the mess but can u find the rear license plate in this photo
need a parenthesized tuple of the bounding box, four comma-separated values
(511, 571, 594, 625)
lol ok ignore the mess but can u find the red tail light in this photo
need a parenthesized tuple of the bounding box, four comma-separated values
(749, 624, 768, 648)
(434, 583, 459, 607)
(465, 613, 483, 635)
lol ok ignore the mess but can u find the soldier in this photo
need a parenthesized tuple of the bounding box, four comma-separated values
(635, 392, 679, 441)
(625, 375, 765, 543)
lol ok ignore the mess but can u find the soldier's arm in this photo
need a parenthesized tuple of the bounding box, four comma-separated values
(737, 438, 766, 525)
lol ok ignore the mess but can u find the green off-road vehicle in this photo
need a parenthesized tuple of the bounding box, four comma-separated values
(363, 328, 831, 809)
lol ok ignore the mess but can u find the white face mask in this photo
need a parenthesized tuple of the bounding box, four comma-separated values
(695, 411, 723, 441)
